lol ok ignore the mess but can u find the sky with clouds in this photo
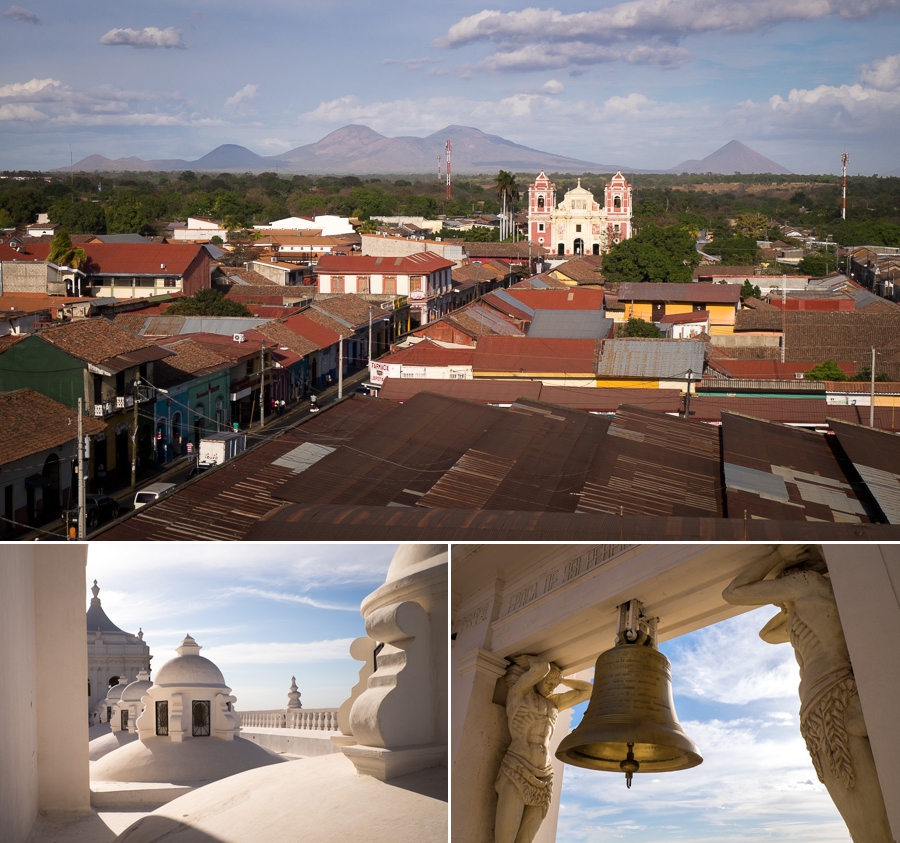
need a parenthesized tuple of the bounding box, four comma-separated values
(556, 607, 848, 842)
(1, 0, 899, 174)
(86, 542, 399, 710)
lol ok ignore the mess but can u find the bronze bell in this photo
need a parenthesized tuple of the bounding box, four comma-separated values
(556, 603, 702, 788)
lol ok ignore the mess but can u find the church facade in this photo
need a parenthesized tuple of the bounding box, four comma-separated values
(527, 169, 633, 257)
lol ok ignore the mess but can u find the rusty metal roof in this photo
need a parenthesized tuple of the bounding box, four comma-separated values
(244, 505, 900, 541)
(720, 411, 879, 523)
(829, 418, 900, 523)
(576, 405, 723, 518)
(597, 339, 706, 379)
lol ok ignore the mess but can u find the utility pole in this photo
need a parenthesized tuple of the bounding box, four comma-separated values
(338, 337, 344, 400)
(683, 369, 694, 419)
(131, 376, 139, 488)
(77, 398, 86, 539)
(870, 346, 876, 428)
(259, 342, 266, 428)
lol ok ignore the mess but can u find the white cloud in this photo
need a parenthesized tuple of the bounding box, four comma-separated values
(100, 26, 186, 49)
(225, 84, 258, 108)
(859, 52, 900, 89)
(3, 4, 39, 23)
(435, 1, 900, 74)
(0, 104, 46, 121)
(668, 608, 800, 704)
(222, 586, 360, 612)
(0, 78, 61, 99)
(541, 79, 564, 94)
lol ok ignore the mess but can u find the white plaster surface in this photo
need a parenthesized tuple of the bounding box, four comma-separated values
(239, 727, 340, 757)
(112, 753, 446, 843)
(90, 735, 285, 783)
(30, 808, 151, 843)
(90, 729, 139, 761)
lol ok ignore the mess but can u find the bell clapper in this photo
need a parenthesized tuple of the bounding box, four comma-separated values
(620, 742, 639, 788)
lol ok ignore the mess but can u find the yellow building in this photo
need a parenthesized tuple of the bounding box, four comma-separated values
(608, 282, 741, 335)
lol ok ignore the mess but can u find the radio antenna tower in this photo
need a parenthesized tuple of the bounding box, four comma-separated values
(446, 140, 452, 200)
(841, 151, 849, 220)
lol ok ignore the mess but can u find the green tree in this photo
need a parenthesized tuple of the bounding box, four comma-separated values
(733, 213, 768, 239)
(165, 288, 252, 317)
(618, 317, 664, 338)
(741, 280, 762, 299)
(603, 224, 699, 284)
(798, 251, 833, 276)
(851, 366, 891, 383)
(47, 230, 87, 269)
(804, 359, 849, 382)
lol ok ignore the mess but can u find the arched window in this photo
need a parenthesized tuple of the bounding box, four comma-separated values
(538, 196, 544, 210)
(614, 195, 622, 209)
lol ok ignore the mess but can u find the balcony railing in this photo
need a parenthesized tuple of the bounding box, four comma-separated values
(116, 395, 135, 410)
(236, 708, 339, 732)
(93, 401, 114, 417)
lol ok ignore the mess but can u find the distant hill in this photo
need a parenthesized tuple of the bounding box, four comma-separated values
(56, 129, 793, 176)
(58, 126, 628, 175)
(670, 140, 792, 175)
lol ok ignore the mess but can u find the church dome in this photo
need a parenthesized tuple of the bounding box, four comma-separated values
(105, 680, 128, 702)
(385, 544, 446, 584)
(154, 634, 226, 687)
(121, 670, 152, 702)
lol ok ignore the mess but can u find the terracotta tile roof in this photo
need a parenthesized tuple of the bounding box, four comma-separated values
(452, 264, 505, 285)
(257, 320, 325, 356)
(154, 337, 232, 378)
(472, 336, 599, 374)
(14, 242, 206, 276)
(464, 242, 546, 260)
(550, 257, 606, 285)
(217, 267, 280, 286)
(173, 332, 264, 364)
(312, 293, 378, 328)
(507, 288, 604, 311)
(444, 304, 525, 339)
(316, 252, 453, 274)
(280, 313, 343, 347)
(225, 286, 312, 303)
(615, 282, 741, 304)
(0, 293, 96, 317)
(39, 318, 166, 365)
(377, 340, 476, 367)
(0, 388, 105, 464)
(693, 266, 762, 279)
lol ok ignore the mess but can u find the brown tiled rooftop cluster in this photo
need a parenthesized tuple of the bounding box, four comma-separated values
(40, 318, 153, 363)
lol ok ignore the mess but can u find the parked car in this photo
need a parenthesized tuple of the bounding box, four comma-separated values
(133, 482, 177, 510)
(64, 494, 121, 529)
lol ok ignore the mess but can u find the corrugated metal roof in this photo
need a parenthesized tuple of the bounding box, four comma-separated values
(527, 310, 613, 339)
(720, 411, 879, 522)
(829, 419, 900, 523)
(576, 406, 722, 518)
(597, 339, 706, 379)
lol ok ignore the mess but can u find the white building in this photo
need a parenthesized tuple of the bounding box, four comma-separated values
(255, 215, 355, 236)
(527, 169, 633, 257)
(86, 579, 151, 715)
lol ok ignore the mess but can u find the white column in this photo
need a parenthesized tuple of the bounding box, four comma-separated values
(821, 544, 900, 840)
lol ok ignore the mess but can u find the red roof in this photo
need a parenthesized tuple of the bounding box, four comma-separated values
(507, 289, 604, 311)
(473, 336, 599, 374)
(316, 252, 453, 275)
(377, 340, 476, 367)
(281, 312, 342, 348)
(2, 242, 206, 276)
(659, 310, 710, 324)
(708, 359, 854, 379)
(770, 299, 856, 311)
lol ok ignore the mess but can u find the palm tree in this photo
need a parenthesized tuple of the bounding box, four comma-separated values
(494, 171, 518, 241)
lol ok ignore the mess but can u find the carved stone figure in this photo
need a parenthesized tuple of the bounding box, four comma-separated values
(723, 545, 892, 843)
(495, 655, 592, 843)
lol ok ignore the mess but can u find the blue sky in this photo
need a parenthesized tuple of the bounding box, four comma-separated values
(86, 542, 399, 710)
(2, 0, 900, 174)
(556, 607, 848, 842)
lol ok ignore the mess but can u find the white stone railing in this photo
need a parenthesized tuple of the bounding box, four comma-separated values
(237, 708, 339, 732)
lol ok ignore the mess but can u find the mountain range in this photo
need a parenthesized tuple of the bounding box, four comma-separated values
(59, 126, 792, 176)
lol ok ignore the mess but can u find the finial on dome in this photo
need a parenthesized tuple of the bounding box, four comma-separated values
(176, 634, 202, 657)
(91, 580, 100, 599)
(287, 675, 302, 709)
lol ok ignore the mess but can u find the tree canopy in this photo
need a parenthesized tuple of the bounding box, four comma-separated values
(803, 359, 849, 381)
(618, 317, 664, 338)
(602, 224, 700, 284)
(165, 288, 252, 317)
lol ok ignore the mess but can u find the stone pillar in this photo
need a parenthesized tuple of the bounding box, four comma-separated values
(821, 544, 900, 841)
(34, 546, 90, 814)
